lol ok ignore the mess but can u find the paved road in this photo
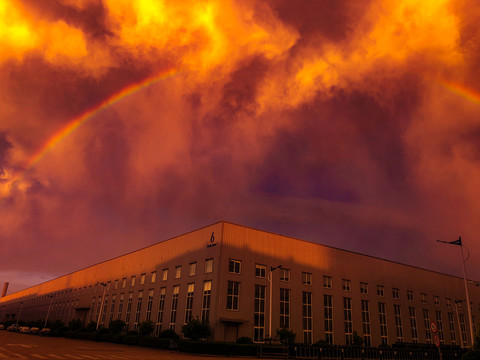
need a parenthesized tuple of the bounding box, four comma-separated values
(0, 331, 249, 360)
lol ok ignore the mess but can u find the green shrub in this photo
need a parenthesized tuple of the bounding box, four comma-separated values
(85, 321, 97, 332)
(108, 319, 126, 334)
(237, 336, 253, 344)
(158, 329, 179, 339)
(50, 320, 65, 331)
(124, 334, 140, 345)
(352, 331, 364, 346)
(97, 327, 110, 335)
(182, 318, 211, 340)
(139, 320, 154, 336)
(68, 319, 83, 331)
(276, 328, 296, 345)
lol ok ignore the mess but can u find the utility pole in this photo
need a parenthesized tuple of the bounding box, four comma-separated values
(268, 265, 282, 340)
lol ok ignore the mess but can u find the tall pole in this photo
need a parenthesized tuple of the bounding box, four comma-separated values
(437, 237, 475, 346)
(460, 242, 475, 346)
(96, 282, 107, 330)
(268, 265, 282, 340)
(44, 295, 54, 328)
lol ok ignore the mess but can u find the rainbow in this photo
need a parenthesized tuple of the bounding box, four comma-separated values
(6, 67, 178, 189)
(27, 67, 178, 169)
(438, 79, 480, 105)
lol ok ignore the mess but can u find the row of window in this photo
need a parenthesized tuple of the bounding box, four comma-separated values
(106, 259, 214, 291)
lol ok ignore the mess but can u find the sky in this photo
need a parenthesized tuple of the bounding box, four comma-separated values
(1, 0, 480, 294)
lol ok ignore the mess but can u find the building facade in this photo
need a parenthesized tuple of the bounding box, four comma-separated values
(1, 222, 479, 346)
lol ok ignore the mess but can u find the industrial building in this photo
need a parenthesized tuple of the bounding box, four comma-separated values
(0, 222, 478, 346)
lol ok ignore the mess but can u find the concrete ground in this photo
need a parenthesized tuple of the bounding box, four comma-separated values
(0, 331, 253, 360)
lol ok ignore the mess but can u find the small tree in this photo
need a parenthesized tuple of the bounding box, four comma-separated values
(276, 328, 296, 345)
(139, 320, 154, 336)
(68, 319, 83, 331)
(352, 331, 364, 346)
(181, 318, 211, 340)
(108, 319, 126, 334)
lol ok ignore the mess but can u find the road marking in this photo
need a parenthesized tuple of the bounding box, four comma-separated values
(0, 353, 9, 358)
(12, 354, 27, 359)
(6, 344, 38, 348)
(30, 354, 48, 359)
(48, 354, 67, 359)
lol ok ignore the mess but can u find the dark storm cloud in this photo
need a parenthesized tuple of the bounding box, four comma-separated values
(2, 0, 480, 294)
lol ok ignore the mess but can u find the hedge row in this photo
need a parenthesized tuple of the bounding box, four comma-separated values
(64, 332, 258, 355)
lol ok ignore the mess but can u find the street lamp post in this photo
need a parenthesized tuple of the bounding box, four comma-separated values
(44, 295, 54, 328)
(268, 265, 282, 340)
(96, 282, 107, 330)
(437, 237, 474, 346)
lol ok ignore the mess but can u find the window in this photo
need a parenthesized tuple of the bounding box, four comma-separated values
(379, 302, 388, 345)
(205, 259, 213, 273)
(131, 276, 136, 287)
(280, 268, 290, 282)
(392, 288, 399, 299)
(151, 271, 156, 283)
(169, 286, 179, 330)
(448, 312, 456, 344)
(361, 300, 371, 346)
(280, 288, 290, 329)
(421, 293, 427, 304)
(324, 295, 334, 345)
(446, 298, 452, 308)
(146, 289, 154, 321)
(254, 285, 266, 342)
(323, 276, 332, 289)
(155, 288, 166, 336)
(117, 294, 124, 320)
(109, 294, 116, 323)
(360, 282, 368, 294)
(162, 269, 168, 281)
(122, 278, 126, 289)
(189, 262, 196, 276)
(228, 259, 241, 274)
(140, 273, 146, 285)
(343, 279, 351, 292)
(459, 313, 467, 346)
(407, 291, 414, 301)
(133, 290, 143, 331)
(185, 283, 194, 324)
(114, 279, 118, 290)
(202, 280, 212, 322)
(377, 285, 384, 297)
(434, 296, 440, 306)
(423, 309, 431, 342)
(409, 307, 418, 343)
(303, 292, 313, 344)
(394, 305, 403, 341)
(227, 281, 240, 310)
(344, 297, 353, 345)
(89, 297, 96, 322)
(125, 292, 133, 329)
(175, 266, 182, 279)
(436, 311, 444, 343)
(302, 272, 312, 286)
(255, 264, 266, 278)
